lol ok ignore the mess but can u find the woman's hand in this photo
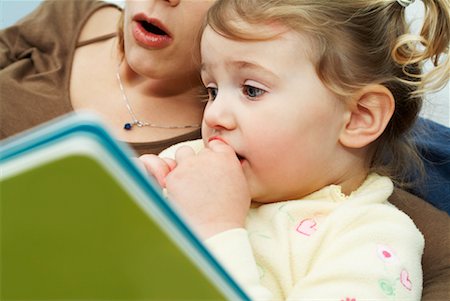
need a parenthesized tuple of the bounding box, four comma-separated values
(165, 140, 252, 239)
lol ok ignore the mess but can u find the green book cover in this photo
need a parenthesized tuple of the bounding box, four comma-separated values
(0, 113, 249, 301)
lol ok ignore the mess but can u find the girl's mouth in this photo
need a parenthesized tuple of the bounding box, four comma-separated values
(208, 136, 246, 163)
(236, 153, 246, 164)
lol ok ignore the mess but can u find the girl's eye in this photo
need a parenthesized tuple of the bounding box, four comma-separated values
(243, 85, 265, 99)
(206, 87, 218, 101)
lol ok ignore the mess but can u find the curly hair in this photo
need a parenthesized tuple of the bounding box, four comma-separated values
(205, 0, 450, 187)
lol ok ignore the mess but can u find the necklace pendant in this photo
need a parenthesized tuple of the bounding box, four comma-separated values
(117, 63, 200, 131)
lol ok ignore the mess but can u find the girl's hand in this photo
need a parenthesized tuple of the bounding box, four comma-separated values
(139, 154, 176, 188)
(165, 140, 251, 239)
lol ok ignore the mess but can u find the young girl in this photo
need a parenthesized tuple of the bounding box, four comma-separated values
(140, 0, 449, 299)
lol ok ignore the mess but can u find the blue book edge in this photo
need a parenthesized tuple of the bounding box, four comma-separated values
(0, 112, 250, 301)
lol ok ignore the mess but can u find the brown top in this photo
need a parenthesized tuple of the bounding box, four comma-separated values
(389, 189, 450, 300)
(0, 0, 201, 155)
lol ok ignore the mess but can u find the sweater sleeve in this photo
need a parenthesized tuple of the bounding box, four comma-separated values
(205, 228, 273, 301)
(286, 204, 424, 300)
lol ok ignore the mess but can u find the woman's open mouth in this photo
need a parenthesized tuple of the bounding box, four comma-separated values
(132, 15, 172, 48)
(139, 20, 169, 36)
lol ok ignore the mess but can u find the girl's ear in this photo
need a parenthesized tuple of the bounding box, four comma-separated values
(339, 85, 395, 149)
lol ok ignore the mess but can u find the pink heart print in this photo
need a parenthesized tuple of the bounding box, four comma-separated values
(400, 269, 412, 291)
(376, 245, 398, 264)
(296, 218, 317, 236)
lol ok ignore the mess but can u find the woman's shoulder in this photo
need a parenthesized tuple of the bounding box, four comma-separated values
(77, 1, 122, 44)
(16, 0, 111, 29)
(5, 0, 117, 49)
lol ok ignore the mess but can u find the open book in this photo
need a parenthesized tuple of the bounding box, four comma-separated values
(0, 113, 249, 300)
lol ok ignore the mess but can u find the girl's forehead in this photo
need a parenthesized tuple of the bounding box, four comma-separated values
(210, 18, 292, 41)
(201, 24, 312, 56)
(200, 26, 315, 76)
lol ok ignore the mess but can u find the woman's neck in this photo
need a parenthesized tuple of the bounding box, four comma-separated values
(120, 58, 202, 100)
(112, 59, 205, 143)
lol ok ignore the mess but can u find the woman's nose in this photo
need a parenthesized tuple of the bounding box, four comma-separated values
(164, 0, 180, 7)
(203, 94, 236, 131)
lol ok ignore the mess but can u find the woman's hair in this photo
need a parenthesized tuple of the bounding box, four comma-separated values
(206, 0, 450, 186)
(117, 12, 125, 59)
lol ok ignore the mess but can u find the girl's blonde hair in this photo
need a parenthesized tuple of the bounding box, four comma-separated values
(206, 0, 450, 186)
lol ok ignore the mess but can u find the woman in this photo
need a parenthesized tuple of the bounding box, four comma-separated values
(1, 0, 211, 154)
(0, 0, 448, 299)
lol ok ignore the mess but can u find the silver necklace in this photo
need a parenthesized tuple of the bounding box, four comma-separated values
(116, 64, 201, 131)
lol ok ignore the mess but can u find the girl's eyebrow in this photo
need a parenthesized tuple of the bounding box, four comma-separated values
(201, 60, 279, 82)
(230, 61, 280, 83)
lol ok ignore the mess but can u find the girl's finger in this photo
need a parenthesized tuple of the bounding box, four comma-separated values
(174, 145, 196, 163)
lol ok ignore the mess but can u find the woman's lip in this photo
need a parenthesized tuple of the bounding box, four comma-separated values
(132, 22, 173, 49)
(132, 14, 173, 49)
(132, 14, 172, 37)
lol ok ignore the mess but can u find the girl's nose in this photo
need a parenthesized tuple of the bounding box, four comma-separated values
(164, 0, 180, 7)
(203, 94, 236, 131)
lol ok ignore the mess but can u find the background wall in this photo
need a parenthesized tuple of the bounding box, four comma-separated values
(1, 0, 448, 126)
(0, 1, 41, 26)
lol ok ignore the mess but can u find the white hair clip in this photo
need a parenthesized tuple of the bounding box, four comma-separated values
(396, 0, 415, 8)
